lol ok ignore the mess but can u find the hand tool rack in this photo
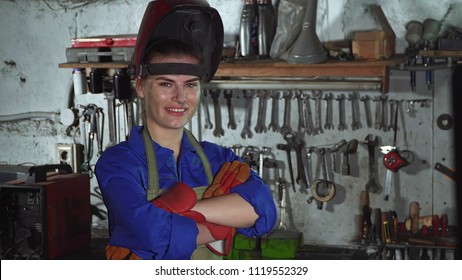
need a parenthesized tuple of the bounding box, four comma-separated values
(379, 243, 456, 260)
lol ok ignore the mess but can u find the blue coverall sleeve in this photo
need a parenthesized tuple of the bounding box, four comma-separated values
(205, 144, 277, 237)
(95, 146, 199, 260)
(231, 171, 278, 236)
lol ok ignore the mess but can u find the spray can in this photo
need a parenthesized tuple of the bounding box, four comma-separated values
(73, 68, 87, 95)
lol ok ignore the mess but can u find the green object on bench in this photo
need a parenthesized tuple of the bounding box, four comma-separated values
(226, 230, 304, 260)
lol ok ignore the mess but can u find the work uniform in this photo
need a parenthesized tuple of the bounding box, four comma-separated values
(95, 125, 277, 260)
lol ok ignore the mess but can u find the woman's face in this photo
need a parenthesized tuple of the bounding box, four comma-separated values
(136, 55, 201, 131)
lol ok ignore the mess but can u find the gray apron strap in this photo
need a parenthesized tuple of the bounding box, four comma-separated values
(142, 126, 160, 201)
(142, 126, 213, 201)
(184, 129, 213, 185)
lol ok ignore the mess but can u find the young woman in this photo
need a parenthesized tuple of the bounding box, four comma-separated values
(95, 1, 276, 260)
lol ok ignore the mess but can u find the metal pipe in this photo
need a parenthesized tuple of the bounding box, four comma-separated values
(203, 80, 382, 91)
(393, 61, 453, 71)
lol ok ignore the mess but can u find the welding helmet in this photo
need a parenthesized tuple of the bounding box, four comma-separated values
(128, 0, 224, 82)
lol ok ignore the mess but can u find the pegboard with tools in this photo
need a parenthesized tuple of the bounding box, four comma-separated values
(196, 87, 432, 203)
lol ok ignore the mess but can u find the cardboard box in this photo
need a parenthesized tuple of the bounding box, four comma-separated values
(352, 30, 395, 60)
(352, 5, 396, 60)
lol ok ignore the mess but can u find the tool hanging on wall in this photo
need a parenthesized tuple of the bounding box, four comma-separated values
(310, 147, 336, 209)
(209, 89, 225, 137)
(277, 132, 307, 193)
(342, 139, 358, 176)
(381, 104, 413, 200)
(276, 177, 288, 230)
(241, 90, 255, 139)
(434, 162, 455, 181)
(262, 153, 281, 187)
(303, 146, 316, 204)
(241, 145, 260, 172)
(268, 91, 281, 132)
(224, 90, 237, 130)
(255, 90, 269, 134)
(330, 139, 347, 173)
(258, 146, 271, 178)
(78, 104, 104, 175)
(360, 95, 373, 128)
(280, 91, 293, 136)
(362, 134, 380, 193)
(201, 90, 213, 130)
(360, 191, 372, 243)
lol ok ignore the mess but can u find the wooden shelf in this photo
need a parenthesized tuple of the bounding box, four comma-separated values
(419, 50, 462, 58)
(216, 58, 405, 93)
(59, 57, 406, 93)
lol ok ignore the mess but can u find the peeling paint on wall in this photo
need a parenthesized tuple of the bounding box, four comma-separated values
(0, 120, 60, 136)
(41, 0, 115, 11)
(1, 59, 27, 86)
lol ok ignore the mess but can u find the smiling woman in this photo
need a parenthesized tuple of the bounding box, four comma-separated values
(94, 0, 277, 260)
(136, 40, 204, 141)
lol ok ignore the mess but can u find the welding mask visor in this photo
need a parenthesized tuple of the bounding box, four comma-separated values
(129, 0, 224, 83)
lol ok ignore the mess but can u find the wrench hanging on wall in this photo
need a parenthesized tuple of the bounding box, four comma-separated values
(280, 91, 293, 136)
(255, 90, 269, 134)
(362, 134, 380, 193)
(360, 95, 373, 128)
(312, 90, 323, 134)
(349, 91, 361, 130)
(241, 90, 255, 139)
(78, 103, 104, 174)
(209, 89, 225, 137)
(201, 90, 213, 130)
(302, 91, 315, 135)
(324, 92, 335, 130)
(268, 91, 280, 132)
(336, 93, 347, 131)
(224, 90, 237, 130)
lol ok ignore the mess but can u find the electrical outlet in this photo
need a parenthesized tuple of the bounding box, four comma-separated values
(56, 143, 83, 173)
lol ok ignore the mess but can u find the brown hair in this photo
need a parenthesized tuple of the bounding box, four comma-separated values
(142, 39, 203, 65)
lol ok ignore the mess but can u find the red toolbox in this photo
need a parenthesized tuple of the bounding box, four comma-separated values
(66, 34, 137, 63)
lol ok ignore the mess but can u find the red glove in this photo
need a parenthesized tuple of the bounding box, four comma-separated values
(201, 161, 251, 256)
(152, 182, 205, 223)
(203, 160, 251, 199)
(203, 222, 236, 256)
